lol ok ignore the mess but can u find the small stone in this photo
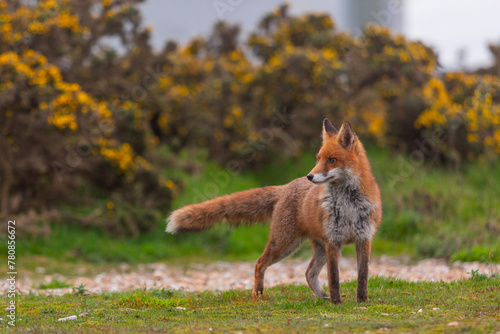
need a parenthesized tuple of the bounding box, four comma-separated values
(417, 309, 423, 313)
(448, 322, 459, 326)
(58, 315, 77, 321)
(176, 307, 186, 310)
(432, 308, 439, 310)
(79, 312, 89, 317)
(381, 313, 389, 316)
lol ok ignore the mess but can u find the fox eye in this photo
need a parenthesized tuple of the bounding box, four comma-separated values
(316, 157, 319, 164)
(327, 158, 337, 164)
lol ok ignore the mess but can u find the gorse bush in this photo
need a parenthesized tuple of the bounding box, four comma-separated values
(153, 6, 436, 167)
(0, 0, 171, 236)
(152, 4, 499, 167)
(1, 1, 499, 236)
(416, 74, 500, 164)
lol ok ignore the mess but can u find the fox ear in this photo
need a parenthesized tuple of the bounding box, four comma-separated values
(322, 118, 338, 142)
(338, 121, 356, 151)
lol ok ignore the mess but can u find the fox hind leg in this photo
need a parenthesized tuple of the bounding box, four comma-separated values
(306, 241, 328, 299)
(254, 237, 302, 296)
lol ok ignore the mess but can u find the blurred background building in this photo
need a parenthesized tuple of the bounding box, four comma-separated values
(140, 0, 500, 71)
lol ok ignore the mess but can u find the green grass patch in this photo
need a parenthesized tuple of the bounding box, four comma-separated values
(118, 291, 189, 309)
(36, 279, 71, 290)
(1, 145, 499, 267)
(452, 246, 500, 263)
(7, 276, 500, 333)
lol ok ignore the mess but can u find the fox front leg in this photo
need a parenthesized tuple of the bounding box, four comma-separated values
(325, 243, 342, 304)
(355, 239, 371, 303)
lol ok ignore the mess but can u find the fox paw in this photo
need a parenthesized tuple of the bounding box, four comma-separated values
(253, 289, 264, 298)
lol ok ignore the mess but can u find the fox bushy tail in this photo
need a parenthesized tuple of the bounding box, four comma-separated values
(166, 186, 282, 233)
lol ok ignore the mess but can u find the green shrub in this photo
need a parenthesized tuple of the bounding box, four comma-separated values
(452, 246, 499, 263)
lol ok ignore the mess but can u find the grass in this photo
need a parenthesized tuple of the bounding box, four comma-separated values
(36, 279, 71, 290)
(6, 275, 500, 333)
(1, 145, 499, 271)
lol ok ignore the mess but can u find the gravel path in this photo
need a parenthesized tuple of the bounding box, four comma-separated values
(7, 256, 500, 295)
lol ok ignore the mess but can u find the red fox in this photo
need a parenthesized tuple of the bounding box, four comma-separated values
(166, 119, 382, 303)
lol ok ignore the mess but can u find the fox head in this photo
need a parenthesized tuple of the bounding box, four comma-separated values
(307, 119, 361, 184)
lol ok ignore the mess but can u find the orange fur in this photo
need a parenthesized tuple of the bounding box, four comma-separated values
(166, 119, 382, 303)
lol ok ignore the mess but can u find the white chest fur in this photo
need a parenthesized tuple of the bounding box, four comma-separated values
(320, 177, 376, 246)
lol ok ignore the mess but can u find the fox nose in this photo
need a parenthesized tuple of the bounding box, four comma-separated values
(307, 174, 314, 181)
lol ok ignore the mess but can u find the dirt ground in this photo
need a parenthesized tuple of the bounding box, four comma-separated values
(6, 256, 500, 295)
